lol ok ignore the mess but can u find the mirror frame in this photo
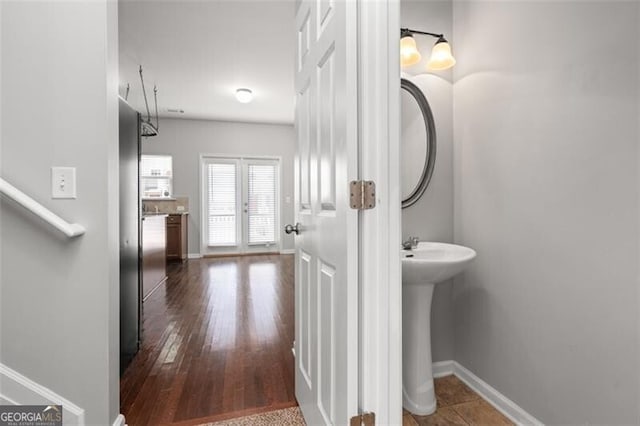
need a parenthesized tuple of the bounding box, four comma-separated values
(401, 78, 437, 209)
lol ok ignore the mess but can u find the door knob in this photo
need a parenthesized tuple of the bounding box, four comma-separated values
(285, 223, 301, 235)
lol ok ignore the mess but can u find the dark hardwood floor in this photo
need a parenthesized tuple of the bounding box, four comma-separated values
(120, 254, 297, 426)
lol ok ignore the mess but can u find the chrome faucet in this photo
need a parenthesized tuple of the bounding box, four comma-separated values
(402, 236, 419, 250)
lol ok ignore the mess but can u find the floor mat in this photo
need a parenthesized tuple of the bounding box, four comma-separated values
(198, 406, 305, 426)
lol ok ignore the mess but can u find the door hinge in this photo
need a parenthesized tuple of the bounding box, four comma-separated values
(350, 180, 376, 210)
(350, 412, 375, 426)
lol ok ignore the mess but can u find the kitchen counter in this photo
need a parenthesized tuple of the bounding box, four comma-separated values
(142, 212, 189, 217)
(142, 213, 168, 218)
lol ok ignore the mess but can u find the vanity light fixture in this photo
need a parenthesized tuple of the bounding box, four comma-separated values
(235, 88, 253, 103)
(400, 28, 456, 71)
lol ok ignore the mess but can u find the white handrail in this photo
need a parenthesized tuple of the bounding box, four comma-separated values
(0, 177, 86, 238)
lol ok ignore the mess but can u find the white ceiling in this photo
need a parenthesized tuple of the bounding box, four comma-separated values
(119, 0, 295, 125)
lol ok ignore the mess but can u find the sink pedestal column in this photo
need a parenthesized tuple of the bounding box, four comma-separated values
(402, 281, 436, 415)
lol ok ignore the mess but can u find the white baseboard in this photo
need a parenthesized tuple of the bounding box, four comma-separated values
(188, 253, 202, 259)
(279, 249, 295, 254)
(0, 363, 85, 425)
(431, 360, 542, 426)
(432, 360, 455, 378)
(0, 395, 18, 404)
(112, 413, 127, 426)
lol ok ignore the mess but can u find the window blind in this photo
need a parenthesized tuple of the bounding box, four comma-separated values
(207, 163, 237, 246)
(247, 164, 277, 244)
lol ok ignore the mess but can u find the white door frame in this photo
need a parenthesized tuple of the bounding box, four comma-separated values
(357, 1, 402, 425)
(110, 1, 401, 424)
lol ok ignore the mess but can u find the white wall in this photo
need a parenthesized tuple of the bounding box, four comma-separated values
(453, 1, 640, 423)
(401, 0, 454, 362)
(0, 2, 120, 425)
(142, 118, 295, 254)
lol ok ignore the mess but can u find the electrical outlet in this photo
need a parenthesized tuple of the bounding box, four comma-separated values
(176, 205, 185, 212)
(51, 167, 77, 199)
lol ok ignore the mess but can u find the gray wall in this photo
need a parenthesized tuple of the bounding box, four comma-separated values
(142, 118, 296, 254)
(452, 1, 640, 423)
(401, 0, 454, 362)
(0, 2, 120, 425)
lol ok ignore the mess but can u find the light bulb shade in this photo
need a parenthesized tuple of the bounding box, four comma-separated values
(400, 35, 422, 67)
(235, 88, 253, 103)
(427, 39, 456, 71)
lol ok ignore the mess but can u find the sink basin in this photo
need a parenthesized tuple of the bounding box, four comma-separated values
(402, 242, 476, 284)
(402, 242, 476, 416)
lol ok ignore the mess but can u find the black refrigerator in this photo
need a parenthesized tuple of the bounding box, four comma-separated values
(119, 98, 142, 374)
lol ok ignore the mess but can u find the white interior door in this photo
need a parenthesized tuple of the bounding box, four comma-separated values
(293, 0, 359, 424)
(201, 156, 280, 255)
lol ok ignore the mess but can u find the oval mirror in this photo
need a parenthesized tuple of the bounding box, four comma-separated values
(401, 78, 436, 209)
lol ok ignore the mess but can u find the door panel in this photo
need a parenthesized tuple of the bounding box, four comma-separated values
(317, 43, 336, 212)
(297, 10, 311, 72)
(318, 260, 336, 424)
(294, 0, 358, 424)
(318, 0, 333, 35)
(166, 223, 180, 258)
(298, 250, 313, 387)
(298, 81, 312, 212)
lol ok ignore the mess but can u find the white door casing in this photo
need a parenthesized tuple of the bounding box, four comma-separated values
(357, 1, 403, 425)
(293, 0, 358, 424)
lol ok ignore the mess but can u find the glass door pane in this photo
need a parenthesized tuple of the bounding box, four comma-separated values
(207, 162, 238, 246)
(246, 163, 277, 245)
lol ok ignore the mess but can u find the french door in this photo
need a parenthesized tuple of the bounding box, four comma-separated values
(200, 156, 280, 255)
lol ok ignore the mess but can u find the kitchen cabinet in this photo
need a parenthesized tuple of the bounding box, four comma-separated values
(166, 213, 188, 261)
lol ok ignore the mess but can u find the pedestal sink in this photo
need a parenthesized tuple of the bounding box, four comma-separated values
(402, 242, 476, 415)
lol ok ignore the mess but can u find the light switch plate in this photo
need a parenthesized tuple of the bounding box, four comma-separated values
(51, 167, 77, 199)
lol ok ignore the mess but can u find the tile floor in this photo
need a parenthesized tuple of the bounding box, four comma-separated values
(403, 375, 514, 426)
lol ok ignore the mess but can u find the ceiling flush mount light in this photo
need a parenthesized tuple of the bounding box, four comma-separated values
(235, 88, 253, 103)
(400, 28, 456, 71)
